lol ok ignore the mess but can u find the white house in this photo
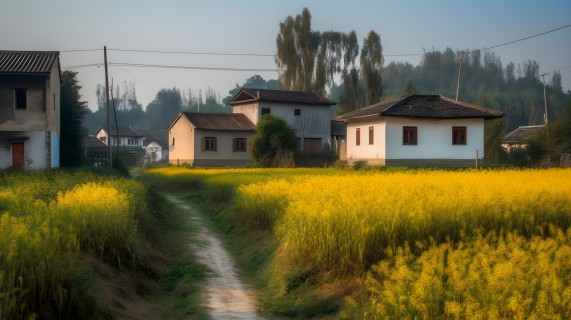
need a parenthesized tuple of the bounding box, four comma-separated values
(0, 50, 61, 169)
(228, 88, 336, 152)
(334, 94, 504, 166)
(95, 125, 145, 148)
(168, 112, 255, 167)
(502, 125, 545, 152)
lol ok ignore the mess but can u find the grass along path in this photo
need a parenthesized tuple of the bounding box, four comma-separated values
(164, 194, 266, 320)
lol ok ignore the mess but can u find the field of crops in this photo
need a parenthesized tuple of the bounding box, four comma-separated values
(143, 167, 571, 319)
(0, 170, 147, 319)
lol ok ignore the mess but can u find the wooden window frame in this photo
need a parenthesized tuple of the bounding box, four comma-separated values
(294, 108, 301, 116)
(356, 128, 361, 146)
(14, 88, 27, 110)
(203, 137, 217, 151)
(369, 126, 374, 145)
(403, 126, 418, 145)
(233, 138, 247, 152)
(452, 126, 467, 145)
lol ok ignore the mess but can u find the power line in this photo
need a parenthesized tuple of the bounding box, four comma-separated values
(60, 49, 102, 53)
(109, 62, 279, 72)
(108, 48, 275, 57)
(62, 63, 103, 69)
(482, 24, 571, 51)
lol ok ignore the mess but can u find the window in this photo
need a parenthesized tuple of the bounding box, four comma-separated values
(172, 138, 175, 146)
(261, 108, 271, 115)
(403, 126, 418, 145)
(203, 137, 217, 151)
(233, 138, 247, 152)
(14, 89, 27, 109)
(369, 126, 374, 145)
(452, 126, 467, 145)
(356, 128, 361, 146)
(294, 108, 301, 116)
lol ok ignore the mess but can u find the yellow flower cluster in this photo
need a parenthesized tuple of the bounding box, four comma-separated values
(0, 171, 146, 319)
(342, 229, 571, 319)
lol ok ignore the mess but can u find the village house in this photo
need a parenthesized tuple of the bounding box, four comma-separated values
(168, 112, 255, 167)
(95, 125, 145, 166)
(227, 88, 337, 152)
(0, 50, 61, 169)
(502, 125, 545, 152)
(334, 94, 504, 166)
(169, 88, 337, 167)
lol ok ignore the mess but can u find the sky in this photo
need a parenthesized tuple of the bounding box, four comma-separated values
(1, 0, 570, 112)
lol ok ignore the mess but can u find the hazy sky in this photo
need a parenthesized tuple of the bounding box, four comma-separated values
(1, 0, 570, 111)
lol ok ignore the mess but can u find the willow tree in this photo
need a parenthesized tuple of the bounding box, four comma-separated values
(275, 8, 357, 96)
(360, 30, 383, 105)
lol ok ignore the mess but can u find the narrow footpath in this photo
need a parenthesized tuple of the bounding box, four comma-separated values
(164, 195, 266, 320)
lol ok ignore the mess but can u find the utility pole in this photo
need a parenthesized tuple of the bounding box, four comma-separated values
(104, 46, 113, 167)
(539, 72, 550, 125)
(455, 51, 465, 101)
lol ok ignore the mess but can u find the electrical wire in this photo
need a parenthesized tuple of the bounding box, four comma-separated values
(110, 62, 279, 72)
(108, 48, 275, 57)
(482, 24, 571, 51)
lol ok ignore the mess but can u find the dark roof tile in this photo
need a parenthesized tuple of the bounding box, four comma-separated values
(181, 112, 255, 131)
(335, 95, 504, 122)
(0, 50, 59, 74)
(503, 125, 545, 143)
(228, 88, 336, 106)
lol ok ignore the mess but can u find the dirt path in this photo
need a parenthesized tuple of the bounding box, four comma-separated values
(164, 195, 266, 320)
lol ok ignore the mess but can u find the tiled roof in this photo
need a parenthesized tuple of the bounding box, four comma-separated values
(334, 95, 504, 122)
(83, 135, 108, 150)
(503, 125, 545, 143)
(228, 88, 337, 106)
(181, 112, 255, 131)
(0, 50, 59, 73)
(96, 126, 145, 137)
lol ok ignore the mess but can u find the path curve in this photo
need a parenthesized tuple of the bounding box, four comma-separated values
(165, 195, 266, 320)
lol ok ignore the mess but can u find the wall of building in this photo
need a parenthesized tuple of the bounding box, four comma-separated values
(232, 102, 259, 125)
(385, 117, 484, 160)
(168, 116, 195, 165)
(0, 131, 47, 169)
(192, 129, 253, 166)
(46, 61, 60, 133)
(346, 119, 387, 162)
(0, 74, 47, 131)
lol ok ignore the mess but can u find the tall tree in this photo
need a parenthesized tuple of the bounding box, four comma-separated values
(275, 8, 352, 96)
(145, 88, 182, 138)
(360, 30, 383, 104)
(60, 71, 89, 166)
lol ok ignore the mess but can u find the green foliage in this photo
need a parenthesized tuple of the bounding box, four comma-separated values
(360, 30, 383, 105)
(145, 88, 182, 137)
(249, 114, 298, 167)
(484, 118, 507, 164)
(60, 70, 89, 167)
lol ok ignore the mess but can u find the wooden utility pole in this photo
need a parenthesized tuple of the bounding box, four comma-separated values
(455, 51, 465, 101)
(539, 72, 550, 125)
(104, 46, 113, 167)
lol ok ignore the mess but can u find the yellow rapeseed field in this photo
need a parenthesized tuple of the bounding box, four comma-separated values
(143, 167, 571, 319)
(0, 171, 146, 319)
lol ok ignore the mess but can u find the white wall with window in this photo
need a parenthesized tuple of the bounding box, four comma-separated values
(385, 117, 484, 159)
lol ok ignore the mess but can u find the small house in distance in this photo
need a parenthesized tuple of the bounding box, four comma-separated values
(0, 50, 61, 169)
(334, 94, 504, 166)
(502, 125, 545, 152)
(168, 112, 255, 167)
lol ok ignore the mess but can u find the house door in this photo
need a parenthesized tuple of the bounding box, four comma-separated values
(12, 143, 24, 169)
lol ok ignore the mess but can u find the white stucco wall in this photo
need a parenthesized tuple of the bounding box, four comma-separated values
(346, 120, 386, 161)
(345, 117, 485, 162)
(385, 117, 484, 159)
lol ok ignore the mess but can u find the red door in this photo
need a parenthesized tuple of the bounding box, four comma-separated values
(12, 143, 24, 169)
